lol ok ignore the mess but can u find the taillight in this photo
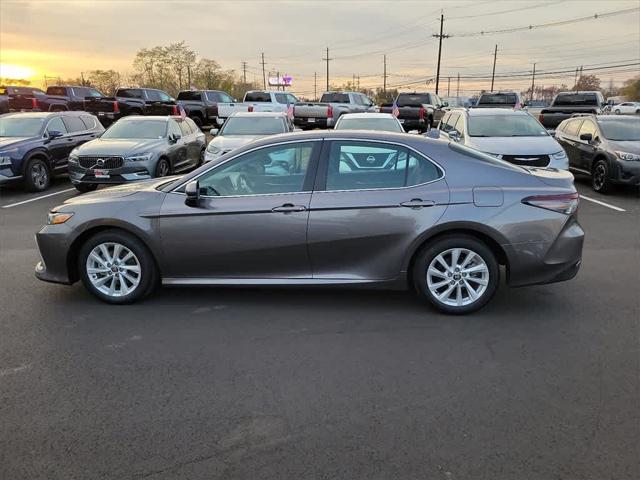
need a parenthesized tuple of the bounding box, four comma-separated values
(172, 105, 179, 115)
(248, 105, 254, 112)
(113, 101, 120, 114)
(522, 192, 579, 215)
(327, 105, 333, 118)
(419, 106, 425, 120)
(31, 97, 38, 109)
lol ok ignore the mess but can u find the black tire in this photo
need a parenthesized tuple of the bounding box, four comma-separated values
(413, 235, 500, 314)
(614, 109, 621, 115)
(155, 158, 170, 177)
(78, 229, 158, 304)
(191, 115, 203, 129)
(74, 183, 98, 194)
(424, 116, 433, 132)
(198, 148, 205, 167)
(23, 157, 51, 192)
(592, 159, 613, 194)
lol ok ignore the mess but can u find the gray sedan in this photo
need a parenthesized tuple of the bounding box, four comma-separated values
(35, 131, 584, 314)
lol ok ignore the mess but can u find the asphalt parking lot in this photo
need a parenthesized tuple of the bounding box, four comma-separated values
(1, 176, 638, 479)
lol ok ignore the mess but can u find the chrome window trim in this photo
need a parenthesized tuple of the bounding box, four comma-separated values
(169, 136, 446, 198)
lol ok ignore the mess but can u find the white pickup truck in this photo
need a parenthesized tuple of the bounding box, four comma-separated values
(216, 90, 299, 126)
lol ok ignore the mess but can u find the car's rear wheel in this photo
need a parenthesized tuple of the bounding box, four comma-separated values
(79, 230, 157, 304)
(592, 159, 612, 193)
(413, 235, 499, 314)
(24, 157, 51, 192)
(191, 115, 203, 129)
(74, 183, 98, 194)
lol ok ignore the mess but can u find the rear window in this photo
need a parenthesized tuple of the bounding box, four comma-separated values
(396, 94, 430, 107)
(80, 115, 98, 130)
(46, 87, 67, 96)
(553, 93, 598, 106)
(177, 91, 202, 101)
(117, 89, 142, 98)
(320, 93, 350, 103)
(244, 92, 272, 102)
(478, 93, 517, 105)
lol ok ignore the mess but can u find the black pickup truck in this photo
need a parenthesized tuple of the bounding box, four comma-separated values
(380, 92, 447, 132)
(176, 90, 234, 128)
(538, 91, 607, 131)
(83, 87, 178, 124)
(0, 85, 47, 112)
(39, 85, 105, 111)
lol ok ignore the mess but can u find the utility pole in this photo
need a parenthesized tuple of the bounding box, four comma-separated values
(241, 61, 247, 85)
(276, 70, 280, 91)
(457, 72, 460, 96)
(574, 66, 579, 91)
(530, 63, 536, 102)
(322, 47, 332, 91)
(490, 44, 498, 92)
(314, 72, 317, 100)
(260, 53, 266, 89)
(432, 13, 449, 95)
(187, 65, 191, 89)
(353, 74, 356, 87)
(447, 76, 451, 96)
(357, 75, 360, 90)
(383, 54, 387, 93)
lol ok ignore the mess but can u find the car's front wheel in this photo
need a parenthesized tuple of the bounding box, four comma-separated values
(24, 157, 51, 192)
(413, 235, 499, 314)
(78, 230, 158, 304)
(155, 158, 170, 177)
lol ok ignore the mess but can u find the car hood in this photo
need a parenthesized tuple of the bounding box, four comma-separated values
(75, 138, 166, 156)
(466, 135, 562, 155)
(0, 136, 38, 150)
(60, 176, 178, 207)
(209, 135, 265, 151)
(607, 140, 640, 155)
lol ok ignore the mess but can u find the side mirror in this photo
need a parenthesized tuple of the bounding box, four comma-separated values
(442, 101, 449, 107)
(210, 128, 219, 136)
(579, 133, 593, 142)
(48, 130, 64, 139)
(425, 129, 441, 139)
(449, 131, 461, 142)
(169, 133, 181, 144)
(185, 180, 200, 207)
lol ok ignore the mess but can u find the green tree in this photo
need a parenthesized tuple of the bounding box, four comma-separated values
(619, 76, 640, 101)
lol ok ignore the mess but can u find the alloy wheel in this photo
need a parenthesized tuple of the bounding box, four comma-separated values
(86, 242, 141, 298)
(157, 161, 169, 177)
(593, 163, 607, 191)
(426, 248, 489, 307)
(31, 163, 49, 190)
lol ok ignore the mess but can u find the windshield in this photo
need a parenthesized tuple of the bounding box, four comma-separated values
(449, 142, 526, 172)
(553, 93, 598, 106)
(336, 117, 403, 132)
(478, 93, 517, 105)
(220, 117, 286, 135)
(102, 120, 167, 139)
(599, 118, 640, 141)
(468, 114, 547, 137)
(0, 117, 45, 137)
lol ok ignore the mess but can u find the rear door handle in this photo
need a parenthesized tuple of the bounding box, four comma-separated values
(400, 198, 436, 208)
(272, 203, 307, 213)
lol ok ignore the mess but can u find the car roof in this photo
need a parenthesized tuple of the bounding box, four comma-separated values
(595, 115, 640, 122)
(466, 108, 529, 117)
(117, 115, 171, 121)
(229, 112, 288, 118)
(339, 113, 397, 120)
(0, 111, 85, 119)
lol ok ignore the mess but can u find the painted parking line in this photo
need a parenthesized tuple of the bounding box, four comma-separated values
(580, 194, 626, 212)
(1, 188, 76, 209)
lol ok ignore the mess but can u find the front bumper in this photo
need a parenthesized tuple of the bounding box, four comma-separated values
(613, 160, 640, 186)
(68, 162, 153, 185)
(34, 224, 75, 285)
(0, 170, 22, 185)
(507, 216, 585, 287)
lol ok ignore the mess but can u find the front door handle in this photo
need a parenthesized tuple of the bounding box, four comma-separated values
(272, 203, 307, 213)
(400, 198, 436, 208)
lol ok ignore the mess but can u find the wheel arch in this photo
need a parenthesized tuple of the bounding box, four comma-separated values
(66, 224, 162, 283)
(21, 149, 52, 176)
(405, 222, 510, 290)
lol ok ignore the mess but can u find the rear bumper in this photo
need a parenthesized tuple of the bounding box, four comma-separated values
(507, 216, 584, 287)
(399, 118, 426, 131)
(294, 117, 330, 129)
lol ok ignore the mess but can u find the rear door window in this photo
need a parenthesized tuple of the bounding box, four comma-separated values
(178, 120, 192, 136)
(564, 119, 583, 136)
(80, 115, 98, 130)
(325, 141, 442, 191)
(62, 115, 87, 133)
(46, 116, 68, 135)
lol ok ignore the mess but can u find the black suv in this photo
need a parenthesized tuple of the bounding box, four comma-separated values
(0, 112, 104, 191)
(555, 115, 640, 193)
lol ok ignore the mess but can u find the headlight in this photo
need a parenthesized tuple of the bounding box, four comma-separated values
(125, 152, 153, 162)
(551, 150, 567, 160)
(616, 151, 640, 161)
(0, 149, 18, 166)
(206, 143, 221, 154)
(68, 149, 79, 164)
(47, 212, 74, 225)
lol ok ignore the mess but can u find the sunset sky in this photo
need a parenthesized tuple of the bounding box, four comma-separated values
(1, 0, 639, 96)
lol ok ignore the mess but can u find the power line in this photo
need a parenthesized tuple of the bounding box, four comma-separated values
(447, 1, 565, 20)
